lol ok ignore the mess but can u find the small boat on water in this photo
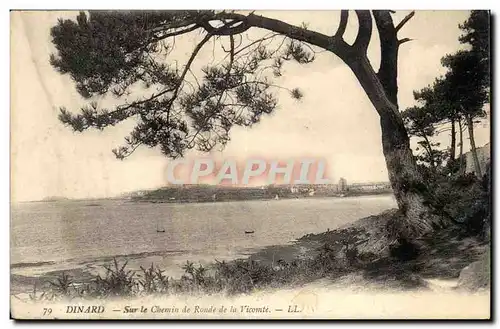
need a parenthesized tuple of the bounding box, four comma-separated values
(156, 222, 166, 233)
(244, 230, 255, 234)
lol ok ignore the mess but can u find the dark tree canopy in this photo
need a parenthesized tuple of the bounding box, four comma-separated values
(50, 10, 421, 160)
(441, 50, 488, 119)
(458, 10, 490, 72)
(51, 11, 319, 159)
(402, 10, 490, 175)
(410, 10, 490, 128)
(442, 10, 490, 119)
(403, 105, 447, 168)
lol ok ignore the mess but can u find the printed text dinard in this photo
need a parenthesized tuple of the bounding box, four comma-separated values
(65, 304, 303, 314)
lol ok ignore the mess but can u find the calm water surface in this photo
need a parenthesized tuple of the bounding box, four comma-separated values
(11, 196, 396, 275)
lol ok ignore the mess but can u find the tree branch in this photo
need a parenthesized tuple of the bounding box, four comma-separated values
(373, 10, 399, 107)
(187, 34, 236, 149)
(113, 142, 143, 160)
(69, 29, 214, 135)
(398, 37, 413, 45)
(395, 11, 415, 33)
(353, 10, 373, 53)
(161, 31, 213, 108)
(161, 31, 214, 146)
(334, 10, 349, 39)
(137, 11, 358, 66)
(207, 12, 352, 58)
(146, 24, 201, 45)
(201, 19, 250, 36)
(134, 30, 214, 111)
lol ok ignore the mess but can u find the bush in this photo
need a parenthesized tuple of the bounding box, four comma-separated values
(49, 272, 72, 296)
(428, 170, 490, 237)
(138, 263, 169, 294)
(33, 239, 364, 301)
(92, 259, 136, 297)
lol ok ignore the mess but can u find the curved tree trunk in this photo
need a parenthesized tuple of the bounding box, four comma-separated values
(422, 134, 436, 169)
(343, 11, 444, 238)
(448, 119, 457, 173)
(379, 115, 436, 237)
(459, 118, 465, 174)
(346, 55, 438, 239)
(466, 114, 482, 177)
(243, 10, 441, 238)
(450, 119, 456, 161)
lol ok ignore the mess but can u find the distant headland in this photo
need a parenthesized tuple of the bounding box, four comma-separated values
(125, 180, 393, 204)
(23, 180, 393, 204)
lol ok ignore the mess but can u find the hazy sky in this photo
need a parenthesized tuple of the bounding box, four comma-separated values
(11, 10, 490, 202)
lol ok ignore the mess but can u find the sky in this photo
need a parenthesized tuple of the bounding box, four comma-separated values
(10, 10, 490, 202)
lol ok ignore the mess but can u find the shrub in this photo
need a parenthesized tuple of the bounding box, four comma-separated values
(430, 171, 490, 237)
(28, 283, 54, 302)
(49, 272, 72, 296)
(138, 263, 169, 294)
(93, 258, 136, 297)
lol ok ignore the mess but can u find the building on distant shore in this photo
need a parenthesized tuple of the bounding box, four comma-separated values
(338, 178, 348, 192)
(465, 142, 490, 175)
(348, 182, 392, 193)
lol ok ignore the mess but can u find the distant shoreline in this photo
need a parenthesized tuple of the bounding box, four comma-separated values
(16, 190, 394, 205)
(129, 190, 395, 204)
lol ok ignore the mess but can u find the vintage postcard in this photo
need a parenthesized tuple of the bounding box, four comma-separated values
(10, 10, 491, 320)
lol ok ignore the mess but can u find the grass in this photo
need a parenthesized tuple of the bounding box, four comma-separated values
(21, 238, 370, 301)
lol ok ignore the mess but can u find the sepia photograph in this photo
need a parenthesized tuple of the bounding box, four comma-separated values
(10, 9, 491, 320)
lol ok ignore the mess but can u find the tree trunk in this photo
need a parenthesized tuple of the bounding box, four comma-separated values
(346, 55, 438, 238)
(459, 118, 464, 174)
(445, 119, 457, 173)
(466, 114, 483, 176)
(248, 10, 440, 237)
(379, 114, 438, 238)
(422, 135, 436, 169)
(450, 119, 456, 160)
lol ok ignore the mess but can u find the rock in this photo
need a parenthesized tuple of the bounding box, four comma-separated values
(457, 251, 490, 291)
(389, 238, 421, 261)
(400, 273, 429, 290)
